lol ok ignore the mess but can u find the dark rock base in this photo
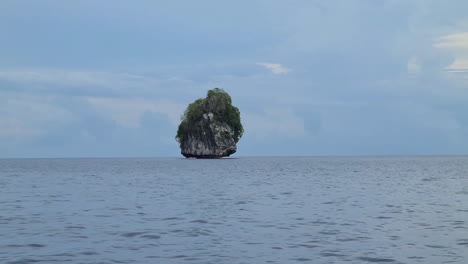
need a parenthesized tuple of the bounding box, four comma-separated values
(182, 149, 236, 159)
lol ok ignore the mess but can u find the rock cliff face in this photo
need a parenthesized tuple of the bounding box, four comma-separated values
(180, 113, 237, 158)
(176, 88, 243, 158)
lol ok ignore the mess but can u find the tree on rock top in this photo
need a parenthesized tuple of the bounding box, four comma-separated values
(176, 88, 243, 158)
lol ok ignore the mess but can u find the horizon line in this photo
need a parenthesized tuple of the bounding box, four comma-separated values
(1, 154, 467, 160)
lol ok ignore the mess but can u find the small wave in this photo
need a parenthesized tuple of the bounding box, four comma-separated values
(290, 257, 312, 262)
(190, 219, 208, 224)
(357, 257, 396, 262)
(121, 232, 147, 237)
(141, 234, 161, 239)
(6, 244, 46, 248)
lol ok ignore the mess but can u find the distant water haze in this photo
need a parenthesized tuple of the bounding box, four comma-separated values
(1, 156, 468, 263)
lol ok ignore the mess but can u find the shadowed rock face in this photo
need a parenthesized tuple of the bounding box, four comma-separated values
(180, 114, 237, 158)
(176, 88, 243, 159)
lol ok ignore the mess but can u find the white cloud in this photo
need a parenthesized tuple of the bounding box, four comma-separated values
(0, 118, 40, 139)
(434, 32, 468, 73)
(445, 59, 468, 72)
(0, 95, 74, 142)
(434, 32, 468, 49)
(0, 70, 122, 86)
(256, 63, 292, 74)
(407, 56, 422, 75)
(86, 97, 185, 128)
(242, 108, 305, 138)
(0, 69, 169, 95)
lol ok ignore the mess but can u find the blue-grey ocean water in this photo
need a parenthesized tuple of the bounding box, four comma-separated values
(1, 156, 468, 264)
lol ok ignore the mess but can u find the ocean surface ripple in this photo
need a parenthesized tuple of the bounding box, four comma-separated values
(1, 156, 468, 263)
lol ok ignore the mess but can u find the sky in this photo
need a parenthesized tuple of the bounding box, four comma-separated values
(2, 0, 468, 158)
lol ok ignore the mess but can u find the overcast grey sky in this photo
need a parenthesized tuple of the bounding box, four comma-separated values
(2, 0, 468, 158)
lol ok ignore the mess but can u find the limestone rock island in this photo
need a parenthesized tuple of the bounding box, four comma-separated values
(176, 88, 244, 158)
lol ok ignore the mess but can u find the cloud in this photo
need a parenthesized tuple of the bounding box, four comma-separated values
(0, 117, 41, 140)
(0, 69, 209, 101)
(0, 70, 129, 87)
(256, 63, 291, 74)
(242, 108, 305, 138)
(407, 56, 422, 75)
(434, 32, 468, 49)
(434, 32, 468, 72)
(444, 59, 468, 72)
(86, 97, 185, 128)
(3, 1, 468, 157)
(0, 95, 75, 146)
(0, 69, 161, 92)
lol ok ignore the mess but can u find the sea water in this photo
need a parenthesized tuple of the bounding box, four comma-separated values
(1, 156, 468, 263)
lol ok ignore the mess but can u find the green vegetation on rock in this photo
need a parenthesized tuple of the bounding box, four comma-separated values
(176, 88, 243, 151)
